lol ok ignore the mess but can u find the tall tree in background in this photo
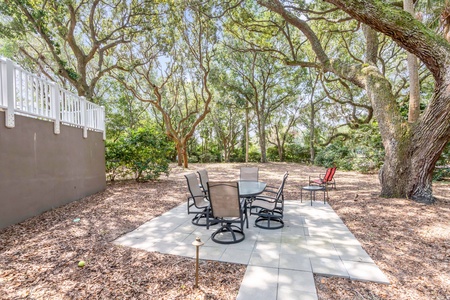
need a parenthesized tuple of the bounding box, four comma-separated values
(257, 0, 449, 202)
(210, 99, 244, 162)
(267, 101, 302, 161)
(116, 3, 217, 168)
(226, 1, 373, 162)
(404, 0, 421, 123)
(218, 49, 300, 162)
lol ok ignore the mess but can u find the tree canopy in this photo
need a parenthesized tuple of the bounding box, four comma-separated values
(1, 0, 449, 202)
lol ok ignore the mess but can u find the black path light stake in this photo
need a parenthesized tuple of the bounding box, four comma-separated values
(192, 236, 204, 288)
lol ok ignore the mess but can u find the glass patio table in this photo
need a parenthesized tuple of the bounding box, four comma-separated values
(238, 181, 267, 198)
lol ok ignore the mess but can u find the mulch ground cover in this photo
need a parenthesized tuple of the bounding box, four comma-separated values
(1, 163, 449, 299)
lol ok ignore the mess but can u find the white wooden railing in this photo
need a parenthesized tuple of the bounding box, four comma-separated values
(0, 57, 105, 139)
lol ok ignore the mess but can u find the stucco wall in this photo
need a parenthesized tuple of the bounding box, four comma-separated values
(0, 111, 106, 229)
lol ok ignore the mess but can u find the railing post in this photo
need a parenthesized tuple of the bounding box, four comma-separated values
(81, 96, 87, 138)
(3, 59, 15, 128)
(51, 82, 60, 135)
(101, 106, 106, 140)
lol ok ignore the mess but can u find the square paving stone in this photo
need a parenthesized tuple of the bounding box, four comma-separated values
(219, 248, 253, 265)
(138, 241, 177, 253)
(305, 236, 333, 246)
(310, 258, 349, 278)
(281, 234, 306, 245)
(278, 289, 318, 300)
(169, 243, 196, 258)
(237, 285, 277, 300)
(331, 237, 361, 247)
(342, 261, 390, 284)
(279, 253, 312, 271)
(249, 251, 280, 268)
(239, 265, 279, 288)
(335, 246, 374, 263)
(198, 246, 226, 261)
(280, 243, 310, 256)
(278, 269, 317, 293)
(257, 232, 282, 243)
(309, 245, 340, 259)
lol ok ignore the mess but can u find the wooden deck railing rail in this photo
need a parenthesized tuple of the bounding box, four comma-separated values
(0, 57, 105, 139)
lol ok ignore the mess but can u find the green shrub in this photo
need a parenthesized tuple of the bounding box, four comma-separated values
(314, 142, 351, 169)
(199, 153, 217, 163)
(267, 146, 280, 162)
(105, 141, 132, 181)
(230, 150, 245, 162)
(433, 142, 450, 181)
(248, 150, 261, 162)
(188, 155, 199, 163)
(105, 126, 173, 181)
(284, 144, 310, 163)
(433, 167, 450, 181)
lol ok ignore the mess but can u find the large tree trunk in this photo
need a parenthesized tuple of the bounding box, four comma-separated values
(175, 143, 183, 167)
(407, 82, 450, 201)
(404, 0, 420, 123)
(364, 61, 444, 203)
(223, 137, 230, 162)
(309, 98, 315, 164)
(258, 117, 268, 163)
(259, 0, 450, 203)
(245, 106, 250, 163)
(322, 0, 450, 203)
(182, 143, 189, 169)
(363, 65, 412, 198)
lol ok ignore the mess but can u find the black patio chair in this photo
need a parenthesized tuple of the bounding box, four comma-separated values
(250, 172, 288, 229)
(240, 166, 259, 181)
(207, 181, 248, 244)
(185, 173, 210, 226)
(197, 169, 209, 194)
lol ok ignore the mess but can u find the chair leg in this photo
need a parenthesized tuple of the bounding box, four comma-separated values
(191, 208, 210, 226)
(255, 215, 284, 230)
(211, 223, 245, 244)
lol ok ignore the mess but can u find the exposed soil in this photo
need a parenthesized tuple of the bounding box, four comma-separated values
(0, 163, 449, 299)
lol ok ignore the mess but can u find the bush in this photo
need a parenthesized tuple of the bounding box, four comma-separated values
(314, 142, 351, 170)
(352, 147, 384, 173)
(433, 142, 450, 181)
(433, 167, 450, 181)
(105, 141, 133, 181)
(284, 144, 310, 163)
(188, 155, 199, 163)
(105, 126, 173, 181)
(267, 146, 280, 162)
(314, 123, 385, 172)
(199, 153, 217, 163)
(248, 150, 261, 162)
(230, 150, 245, 162)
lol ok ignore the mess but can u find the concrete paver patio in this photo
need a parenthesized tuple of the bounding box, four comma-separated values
(114, 200, 389, 299)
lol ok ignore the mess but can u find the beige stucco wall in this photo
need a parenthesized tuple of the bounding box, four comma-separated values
(0, 111, 106, 229)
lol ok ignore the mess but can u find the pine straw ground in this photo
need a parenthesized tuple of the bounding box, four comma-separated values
(0, 163, 449, 300)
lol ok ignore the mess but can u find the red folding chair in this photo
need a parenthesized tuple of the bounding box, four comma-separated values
(309, 167, 337, 190)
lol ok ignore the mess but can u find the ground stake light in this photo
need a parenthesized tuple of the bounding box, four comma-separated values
(192, 236, 204, 288)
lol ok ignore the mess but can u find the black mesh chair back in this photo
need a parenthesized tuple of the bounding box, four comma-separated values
(185, 173, 210, 226)
(240, 167, 259, 181)
(207, 181, 247, 244)
(197, 169, 209, 193)
(251, 172, 289, 229)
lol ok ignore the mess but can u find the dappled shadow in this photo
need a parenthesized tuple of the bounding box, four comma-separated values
(316, 171, 450, 299)
(1, 162, 448, 299)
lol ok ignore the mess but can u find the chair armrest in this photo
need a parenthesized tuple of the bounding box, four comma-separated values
(308, 175, 317, 183)
(263, 185, 278, 194)
(254, 195, 277, 203)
